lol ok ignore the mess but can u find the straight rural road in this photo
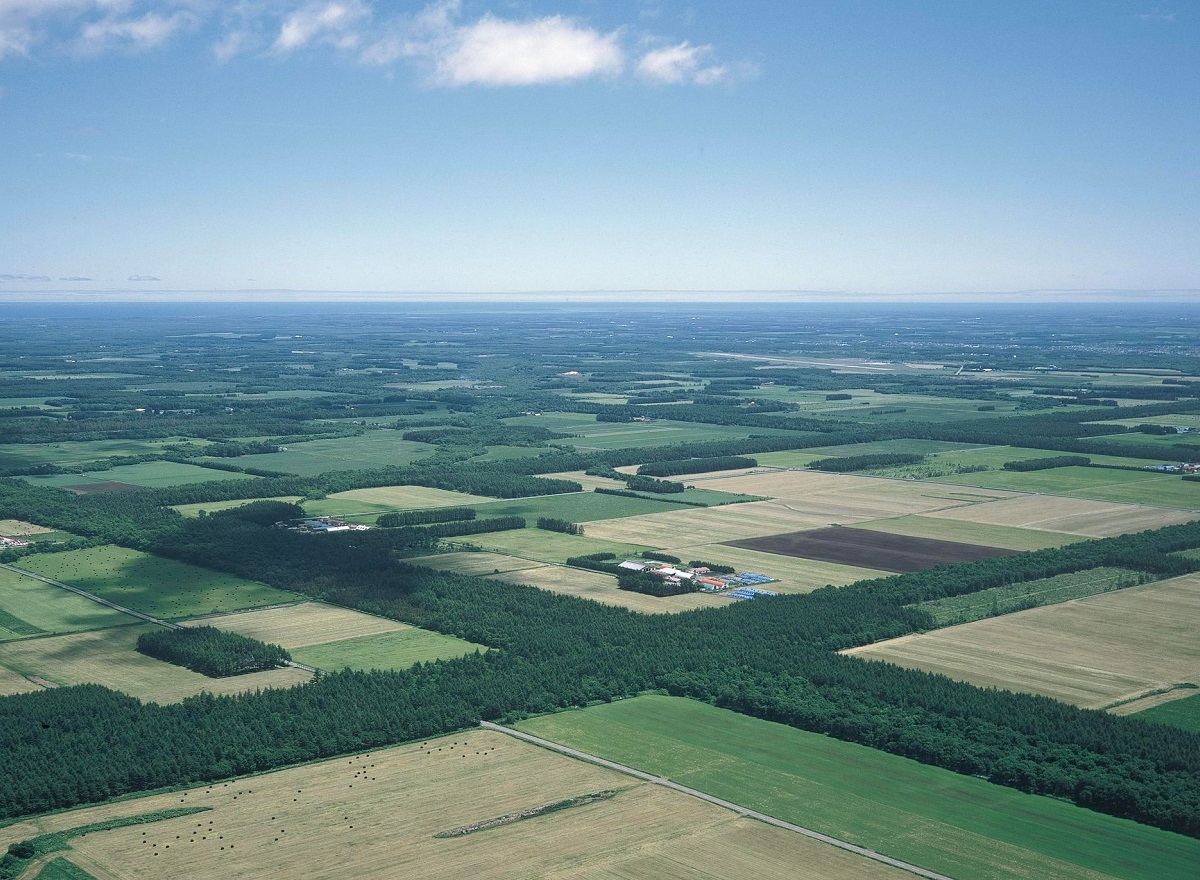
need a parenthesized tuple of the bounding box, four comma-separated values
(0, 562, 322, 675)
(480, 721, 956, 880)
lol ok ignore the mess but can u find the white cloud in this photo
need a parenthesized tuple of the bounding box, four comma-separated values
(75, 10, 195, 55)
(432, 14, 622, 86)
(636, 41, 725, 85)
(272, 1, 367, 53)
(127, 273, 160, 281)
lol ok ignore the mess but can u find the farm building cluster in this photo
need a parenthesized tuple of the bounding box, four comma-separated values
(281, 517, 372, 534)
(0, 535, 31, 549)
(1146, 462, 1200, 474)
(616, 560, 778, 597)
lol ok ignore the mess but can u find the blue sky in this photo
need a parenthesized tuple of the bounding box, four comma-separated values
(0, 1, 1197, 297)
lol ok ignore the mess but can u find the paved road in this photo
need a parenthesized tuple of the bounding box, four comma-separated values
(480, 721, 956, 880)
(0, 562, 322, 675)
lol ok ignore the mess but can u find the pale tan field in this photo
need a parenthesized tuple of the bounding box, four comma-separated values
(0, 519, 54, 536)
(1108, 687, 1200, 716)
(3, 731, 908, 880)
(408, 551, 544, 577)
(542, 470, 627, 491)
(0, 659, 39, 696)
(677, 543, 886, 593)
(853, 515, 1080, 551)
(923, 494, 1197, 537)
(322, 485, 492, 509)
(0, 625, 311, 704)
(184, 602, 408, 649)
(847, 574, 1200, 709)
(490, 565, 727, 613)
(678, 470, 1013, 519)
(581, 501, 844, 547)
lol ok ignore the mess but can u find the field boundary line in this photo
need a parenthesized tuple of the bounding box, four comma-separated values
(480, 721, 956, 880)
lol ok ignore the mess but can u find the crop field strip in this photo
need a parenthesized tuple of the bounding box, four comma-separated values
(198, 431, 438, 477)
(0, 659, 40, 696)
(518, 696, 1200, 880)
(20, 461, 259, 491)
(19, 546, 298, 620)
(852, 514, 1082, 550)
(0, 566, 135, 640)
(846, 573, 1200, 709)
(0, 624, 311, 703)
(0, 731, 908, 880)
(922, 493, 1198, 536)
(930, 465, 1200, 510)
(725, 526, 1017, 573)
(1133, 693, 1200, 732)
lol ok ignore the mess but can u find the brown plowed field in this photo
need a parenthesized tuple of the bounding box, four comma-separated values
(725, 526, 1015, 573)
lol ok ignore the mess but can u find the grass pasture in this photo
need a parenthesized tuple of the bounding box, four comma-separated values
(0, 439, 195, 471)
(932, 466, 1200, 509)
(291, 628, 482, 671)
(301, 485, 492, 519)
(0, 519, 55, 537)
(1134, 692, 1200, 733)
(19, 546, 297, 619)
(0, 566, 134, 640)
(201, 431, 437, 477)
(922, 494, 1197, 537)
(0, 660, 40, 696)
(518, 695, 1200, 880)
(466, 529, 654, 566)
(847, 573, 1200, 709)
(21, 461, 257, 491)
(470, 491, 684, 523)
(505, 412, 800, 451)
(1, 731, 906, 880)
(172, 497, 304, 518)
(0, 625, 311, 703)
(407, 552, 544, 577)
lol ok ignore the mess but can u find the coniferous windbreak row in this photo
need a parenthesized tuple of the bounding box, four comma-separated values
(376, 507, 476, 527)
(635, 456, 756, 477)
(1003, 455, 1092, 471)
(807, 453, 925, 472)
(136, 626, 291, 677)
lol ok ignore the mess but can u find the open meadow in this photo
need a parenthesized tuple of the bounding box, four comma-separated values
(0, 730, 909, 880)
(0, 624, 311, 703)
(846, 573, 1200, 709)
(21, 461, 258, 491)
(0, 439, 202, 471)
(0, 566, 134, 640)
(202, 431, 438, 477)
(1133, 692, 1200, 733)
(301, 485, 493, 519)
(518, 695, 1200, 880)
(932, 466, 1200, 509)
(19, 546, 297, 619)
(0, 660, 40, 696)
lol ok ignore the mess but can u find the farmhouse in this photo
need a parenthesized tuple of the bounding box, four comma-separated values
(0, 535, 30, 548)
(294, 517, 370, 534)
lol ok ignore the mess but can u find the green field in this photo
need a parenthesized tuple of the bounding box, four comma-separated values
(33, 858, 96, 880)
(932, 466, 1200, 509)
(200, 431, 438, 477)
(21, 461, 256, 490)
(0, 567, 134, 640)
(0, 438, 199, 470)
(504, 412, 801, 452)
(291, 627, 483, 671)
(172, 497, 304, 517)
(19, 546, 296, 619)
(1136, 693, 1200, 733)
(471, 491, 689, 523)
(854, 515, 1081, 551)
(914, 567, 1152, 626)
(518, 696, 1200, 880)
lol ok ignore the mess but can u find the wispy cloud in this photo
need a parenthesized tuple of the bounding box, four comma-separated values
(1, 2, 741, 88)
(1137, 10, 1177, 22)
(127, 274, 161, 281)
(0, 273, 52, 282)
(636, 41, 726, 85)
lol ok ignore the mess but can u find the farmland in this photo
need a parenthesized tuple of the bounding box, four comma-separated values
(726, 525, 1016, 573)
(201, 431, 438, 477)
(21, 461, 257, 491)
(1135, 693, 1200, 733)
(518, 696, 1200, 880)
(922, 494, 1198, 537)
(0, 438, 203, 471)
(292, 628, 482, 671)
(490, 563, 728, 612)
(0, 625, 311, 703)
(932, 465, 1200, 509)
(19, 546, 297, 619)
(853, 514, 1081, 550)
(847, 573, 1200, 709)
(301, 485, 493, 519)
(0, 566, 134, 640)
(0, 730, 906, 880)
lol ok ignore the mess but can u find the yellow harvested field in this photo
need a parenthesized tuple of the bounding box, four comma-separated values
(0, 660, 39, 696)
(582, 502, 843, 547)
(491, 565, 727, 613)
(322, 485, 492, 509)
(0, 625, 311, 704)
(923, 494, 1197, 537)
(408, 551, 544, 577)
(542, 470, 627, 491)
(0, 519, 54, 536)
(4, 731, 909, 880)
(184, 602, 408, 649)
(684, 470, 1013, 519)
(677, 543, 886, 594)
(846, 574, 1200, 709)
